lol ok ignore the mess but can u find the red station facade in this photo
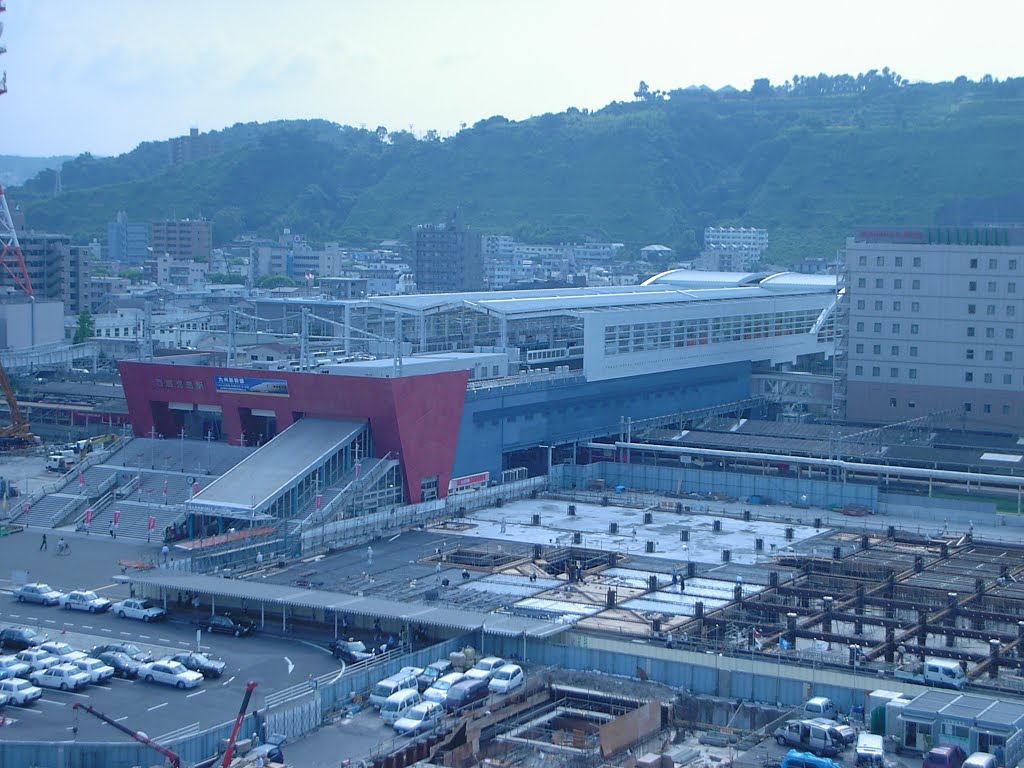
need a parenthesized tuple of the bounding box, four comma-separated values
(118, 361, 469, 503)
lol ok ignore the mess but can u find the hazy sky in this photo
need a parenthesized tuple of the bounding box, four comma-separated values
(3, 1, 1022, 157)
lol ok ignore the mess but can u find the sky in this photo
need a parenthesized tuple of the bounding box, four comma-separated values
(2, 0, 1022, 157)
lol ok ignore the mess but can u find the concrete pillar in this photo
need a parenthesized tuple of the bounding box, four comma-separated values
(885, 626, 896, 663)
(917, 609, 929, 647)
(786, 612, 798, 648)
(822, 596, 834, 634)
(989, 639, 1001, 678)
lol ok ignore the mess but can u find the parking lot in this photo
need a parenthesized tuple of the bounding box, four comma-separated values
(0, 589, 345, 743)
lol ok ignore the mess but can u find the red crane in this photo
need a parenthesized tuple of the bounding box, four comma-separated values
(222, 681, 259, 768)
(72, 702, 181, 768)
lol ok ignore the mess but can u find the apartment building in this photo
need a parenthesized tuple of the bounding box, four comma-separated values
(150, 218, 213, 263)
(412, 210, 483, 293)
(6, 232, 91, 313)
(845, 226, 1024, 432)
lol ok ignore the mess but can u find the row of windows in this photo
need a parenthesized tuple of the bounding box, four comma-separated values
(857, 254, 1020, 271)
(854, 344, 1016, 363)
(967, 303, 1017, 316)
(853, 321, 1017, 340)
(856, 300, 919, 312)
(855, 276, 1019, 294)
(602, 310, 821, 355)
(885, 399, 1018, 417)
(856, 366, 1023, 386)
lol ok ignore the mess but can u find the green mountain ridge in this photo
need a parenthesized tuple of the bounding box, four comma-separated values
(10, 75, 1024, 263)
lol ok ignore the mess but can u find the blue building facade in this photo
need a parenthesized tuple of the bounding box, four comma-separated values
(453, 361, 752, 479)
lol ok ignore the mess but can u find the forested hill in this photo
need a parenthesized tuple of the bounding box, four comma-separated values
(11, 73, 1024, 263)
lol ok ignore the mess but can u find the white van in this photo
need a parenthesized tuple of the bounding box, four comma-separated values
(369, 669, 420, 709)
(804, 697, 837, 720)
(380, 688, 424, 725)
(963, 753, 997, 768)
(856, 732, 885, 768)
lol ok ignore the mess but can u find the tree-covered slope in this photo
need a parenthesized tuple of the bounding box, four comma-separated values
(11, 74, 1024, 263)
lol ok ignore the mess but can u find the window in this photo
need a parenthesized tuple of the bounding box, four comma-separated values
(894, 279, 902, 289)
(913, 256, 921, 267)
(1004, 374, 1013, 385)
(1010, 259, 1017, 270)
(911, 301, 920, 312)
(890, 398, 898, 407)
(988, 281, 997, 292)
(964, 402, 973, 412)
(986, 350, 994, 361)
(874, 300, 883, 311)
(912, 279, 921, 290)
(1007, 328, 1015, 339)
(872, 366, 880, 377)
(873, 322, 882, 332)
(858, 255, 867, 266)
(890, 367, 898, 377)
(1008, 305, 1016, 317)
(857, 278, 866, 288)
(987, 304, 996, 315)
(969, 281, 977, 292)
(968, 304, 977, 315)
(970, 258, 978, 268)
(857, 300, 866, 310)
(989, 258, 998, 269)
(910, 346, 918, 357)
(891, 345, 900, 356)
(1004, 404, 1012, 415)
(984, 373, 993, 384)
(875, 278, 884, 288)
(856, 322, 864, 332)
(965, 372, 974, 382)
(893, 301, 902, 311)
(986, 327, 995, 338)
(1009, 282, 1017, 294)
(1006, 351, 1014, 362)
(873, 344, 882, 355)
(855, 343, 864, 353)
(911, 324, 920, 335)
(909, 369, 918, 380)
(984, 404, 992, 414)
(967, 327, 976, 337)
(892, 323, 901, 333)
(876, 256, 885, 266)
(855, 365, 863, 376)
(895, 256, 903, 267)
(967, 349, 975, 360)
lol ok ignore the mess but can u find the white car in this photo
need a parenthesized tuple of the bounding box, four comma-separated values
(111, 598, 167, 622)
(0, 677, 43, 705)
(393, 701, 445, 736)
(0, 654, 31, 680)
(29, 662, 91, 691)
(464, 656, 506, 681)
(15, 648, 60, 672)
(138, 660, 203, 689)
(70, 657, 115, 684)
(13, 583, 64, 606)
(423, 672, 466, 703)
(59, 590, 112, 613)
(488, 663, 524, 694)
(37, 641, 80, 661)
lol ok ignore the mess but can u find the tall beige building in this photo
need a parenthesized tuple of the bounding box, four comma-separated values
(150, 218, 213, 264)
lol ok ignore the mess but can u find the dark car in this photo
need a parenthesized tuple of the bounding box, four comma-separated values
(171, 652, 225, 678)
(96, 651, 142, 679)
(198, 614, 256, 637)
(330, 638, 373, 663)
(0, 627, 47, 652)
(924, 746, 967, 768)
(90, 643, 154, 664)
(442, 678, 490, 713)
(417, 660, 454, 692)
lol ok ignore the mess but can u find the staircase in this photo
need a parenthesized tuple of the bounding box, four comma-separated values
(287, 454, 400, 535)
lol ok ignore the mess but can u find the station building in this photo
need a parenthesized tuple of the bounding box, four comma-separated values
(118, 271, 838, 528)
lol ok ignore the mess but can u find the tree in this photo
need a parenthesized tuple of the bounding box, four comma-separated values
(119, 268, 144, 284)
(634, 81, 651, 101)
(257, 274, 295, 289)
(375, 125, 389, 143)
(751, 78, 772, 97)
(73, 309, 95, 343)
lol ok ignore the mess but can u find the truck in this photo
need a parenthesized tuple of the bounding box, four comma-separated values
(894, 657, 966, 689)
(46, 450, 78, 473)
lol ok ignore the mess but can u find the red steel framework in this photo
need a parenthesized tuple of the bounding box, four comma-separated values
(0, 185, 32, 296)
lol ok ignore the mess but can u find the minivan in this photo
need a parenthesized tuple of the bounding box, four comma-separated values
(443, 678, 490, 712)
(380, 688, 424, 726)
(804, 697, 837, 720)
(773, 719, 844, 757)
(923, 746, 967, 768)
(962, 753, 997, 768)
(369, 669, 420, 709)
(856, 732, 885, 768)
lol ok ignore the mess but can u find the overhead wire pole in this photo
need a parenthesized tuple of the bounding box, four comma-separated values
(302, 310, 402, 375)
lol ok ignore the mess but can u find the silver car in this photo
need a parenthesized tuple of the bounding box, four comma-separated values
(59, 590, 112, 613)
(0, 654, 31, 680)
(13, 583, 64, 606)
(70, 657, 115, 684)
